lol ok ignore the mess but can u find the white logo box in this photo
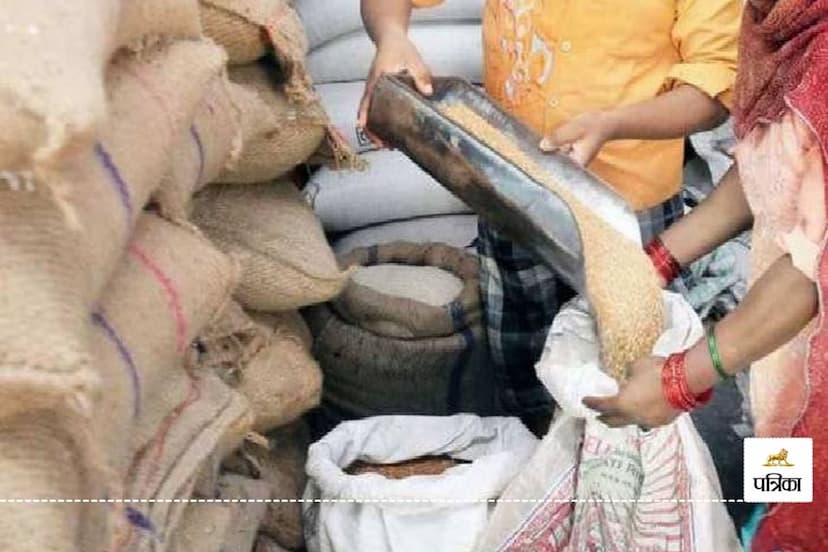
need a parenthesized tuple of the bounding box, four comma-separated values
(744, 438, 813, 503)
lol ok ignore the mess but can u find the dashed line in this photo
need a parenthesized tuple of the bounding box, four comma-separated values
(0, 498, 747, 504)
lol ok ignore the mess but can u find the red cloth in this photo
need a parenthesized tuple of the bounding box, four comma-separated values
(733, 2, 828, 550)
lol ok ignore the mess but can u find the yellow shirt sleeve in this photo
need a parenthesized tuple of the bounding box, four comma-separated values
(667, 0, 742, 109)
(412, 0, 444, 7)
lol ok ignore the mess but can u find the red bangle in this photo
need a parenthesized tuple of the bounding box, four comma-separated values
(661, 352, 713, 412)
(645, 237, 682, 285)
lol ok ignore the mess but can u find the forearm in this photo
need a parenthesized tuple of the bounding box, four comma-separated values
(361, 0, 412, 45)
(605, 85, 728, 142)
(685, 255, 819, 394)
(659, 164, 752, 266)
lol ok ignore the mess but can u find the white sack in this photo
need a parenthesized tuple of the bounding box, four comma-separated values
(307, 24, 483, 85)
(303, 414, 538, 552)
(304, 150, 471, 233)
(315, 81, 376, 155)
(333, 214, 479, 256)
(475, 292, 741, 551)
(297, 0, 483, 50)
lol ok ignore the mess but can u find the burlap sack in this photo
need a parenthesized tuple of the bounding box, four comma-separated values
(250, 310, 313, 351)
(116, 0, 202, 51)
(0, 0, 119, 171)
(191, 181, 352, 311)
(217, 64, 326, 184)
(90, 215, 252, 552)
(155, 74, 242, 220)
(197, 301, 322, 433)
(307, 303, 496, 420)
(199, 0, 311, 95)
(225, 423, 310, 550)
(0, 40, 225, 426)
(255, 534, 292, 552)
(334, 242, 482, 339)
(171, 475, 269, 552)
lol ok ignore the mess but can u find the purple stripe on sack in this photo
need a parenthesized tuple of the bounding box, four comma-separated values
(92, 310, 141, 419)
(125, 506, 158, 537)
(190, 125, 205, 186)
(95, 142, 133, 221)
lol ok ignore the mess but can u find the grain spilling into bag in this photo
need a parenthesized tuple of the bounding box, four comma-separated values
(346, 456, 465, 479)
(440, 103, 664, 380)
(191, 181, 352, 311)
(218, 64, 326, 183)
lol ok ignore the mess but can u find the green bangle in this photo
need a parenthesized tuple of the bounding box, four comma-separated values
(706, 326, 729, 380)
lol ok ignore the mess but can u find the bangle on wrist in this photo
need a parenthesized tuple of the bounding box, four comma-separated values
(706, 325, 730, 381)
(661, 352, 713, 412)
(645, 236, 682, 285)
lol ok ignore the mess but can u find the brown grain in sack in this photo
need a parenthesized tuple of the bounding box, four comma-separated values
(225, 423, 311, 550)
(116, 0, 202, 52)
(219, 64, 326, 184)
(199, 0, 311, 96)
(197, 301, 322, 433)
(155, 74, 242, 221)
(440, 104, 664, 380)
(191, 181, 352, 311)
(334, 242, 481, 339)
(0, 40, 225, 425)
(90, 215, 252, 552)
(0, 0, 119, 171)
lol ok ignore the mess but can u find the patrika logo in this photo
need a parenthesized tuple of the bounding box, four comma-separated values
(762, 448, 794, 467)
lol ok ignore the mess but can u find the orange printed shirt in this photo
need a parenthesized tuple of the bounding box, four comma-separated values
(412, 0, 741, 210)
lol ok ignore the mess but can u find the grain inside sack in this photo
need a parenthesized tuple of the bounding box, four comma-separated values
(196, 301, 322, 434)
(90, 215, 251, 552)
(440, 103, 664, 379)
(308, 242, 495, 420)
(0, 39, 225, 423)
(346, 456, 465, 479)
(191, 180, 352, 311)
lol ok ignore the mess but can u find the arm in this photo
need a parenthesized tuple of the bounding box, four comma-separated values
(584, 254, 818, 428)
(358, 0, 432, 132)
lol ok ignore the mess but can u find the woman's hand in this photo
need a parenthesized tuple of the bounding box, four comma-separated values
(582, 356, 681, 429)
(539, 111, 618, 166)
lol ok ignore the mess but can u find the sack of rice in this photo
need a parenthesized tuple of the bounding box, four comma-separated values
(116, 0, 202, 50)
(297, 0, 483, 51)
(306, 244, 496, 419)
(90, 215, 252, 551)
(251, 310, 313, 350)
(216, 63, 326, 184)
(334, 242, 481, 339)
(155, 74, 242, 220)
(0, 39, 225, 424)
(304, 150, 471, 233)
(199, 0, 311, 93)
(307, 23, 483, 85)
(0, 0, 120, 171)
(197, 301, 322, 433)
(225, 423, 311, 550)
(303, 415, 538, 552)
(333, 214, 479, 256)
(192, 181, 352, 311)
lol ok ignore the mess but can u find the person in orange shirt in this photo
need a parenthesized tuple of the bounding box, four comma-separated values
(358, 0, 741, 435)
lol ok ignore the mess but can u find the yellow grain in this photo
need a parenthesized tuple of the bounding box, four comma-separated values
(440, 103, 664, 380)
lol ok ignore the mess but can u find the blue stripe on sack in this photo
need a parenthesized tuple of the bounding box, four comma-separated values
(190, 125, 205, 186)
(95, 142, 133, 221)
(447, 300, 475, 413)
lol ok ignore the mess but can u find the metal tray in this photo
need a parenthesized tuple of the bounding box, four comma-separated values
(366, 75, 640, 296)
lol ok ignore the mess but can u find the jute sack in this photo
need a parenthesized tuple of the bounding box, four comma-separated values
(334, 242, 482, 339)
(0, 0, 119, 171)
(116, 0, 202, 51)
(218, 64, 326, 184)
(90, 215, 252, 552)
(191, 181, 352, 311)
(155, 74, 242, 220)
(197, 301, 322, 434)
(0, 39, 225, 425)
(256, 534, 292, 552)
(250, 310, 313, 350)
(171, 475, 270, 552)
(225, 423, 311, 550)
(306, 303, 496, 420)
(199, 0, 311, 92)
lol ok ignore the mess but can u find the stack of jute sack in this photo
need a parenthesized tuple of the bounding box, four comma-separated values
(0, 0, 353, 550)
(296, 0, 483, 254)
